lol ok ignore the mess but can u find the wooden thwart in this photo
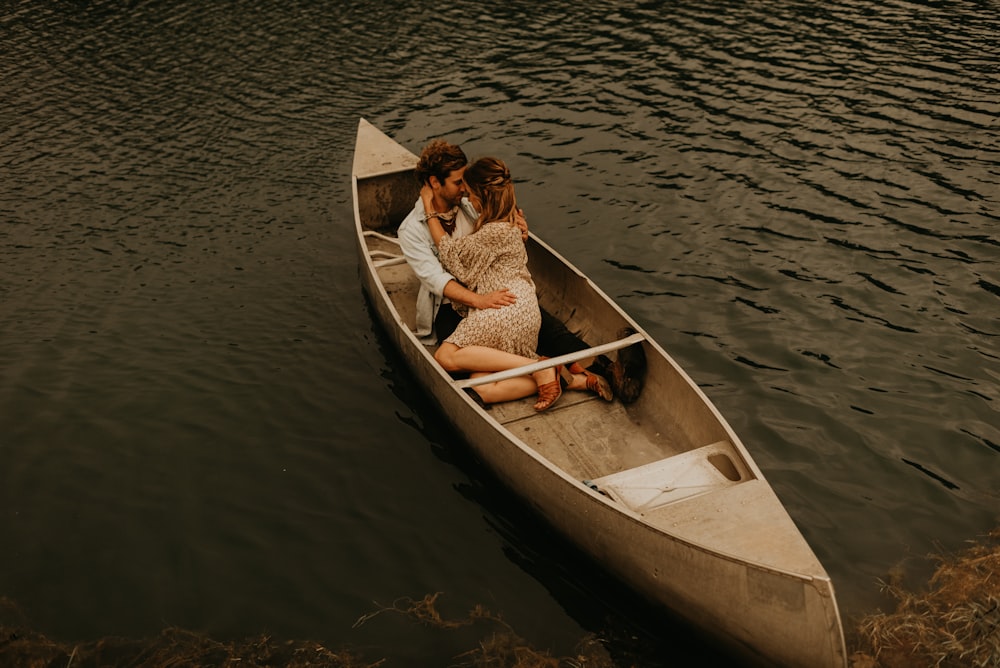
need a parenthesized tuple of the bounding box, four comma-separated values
(454, 332, 645, 389)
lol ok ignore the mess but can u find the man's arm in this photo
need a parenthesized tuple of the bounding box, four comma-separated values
(444, 278, 516, 310)
(399, 205, 517, 310)
(398, 209, 456, 297)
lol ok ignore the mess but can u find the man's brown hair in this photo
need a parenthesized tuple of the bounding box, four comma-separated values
(415, 140, 468, 186)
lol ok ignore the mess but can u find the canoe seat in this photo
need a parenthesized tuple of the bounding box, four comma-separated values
(364, 230, 407, 267)
(588, 440, 752, 513)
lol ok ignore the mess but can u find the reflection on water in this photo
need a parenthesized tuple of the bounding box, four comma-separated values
(1, 0, 997, 664)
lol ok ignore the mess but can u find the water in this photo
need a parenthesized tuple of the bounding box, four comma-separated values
(2, 0, 997, 664)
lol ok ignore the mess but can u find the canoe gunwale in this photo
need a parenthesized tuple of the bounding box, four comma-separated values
(354, 166, 836, 578)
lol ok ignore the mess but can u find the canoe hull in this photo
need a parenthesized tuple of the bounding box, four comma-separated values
(351, 119, 846, 668)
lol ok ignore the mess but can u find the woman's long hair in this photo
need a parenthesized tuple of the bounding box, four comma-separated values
(464, 157, 517, 229)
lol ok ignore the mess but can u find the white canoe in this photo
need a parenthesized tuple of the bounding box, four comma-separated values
(351, 118, 847, 668)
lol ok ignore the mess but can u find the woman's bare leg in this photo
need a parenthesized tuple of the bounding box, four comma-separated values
(435, 342, 536, 374)
(471, 375, 537, 404)
(435, 343, 559, 405)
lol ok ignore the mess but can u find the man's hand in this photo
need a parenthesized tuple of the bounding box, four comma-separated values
(475, 289, 517, 310)
(514, 208, 528, 241)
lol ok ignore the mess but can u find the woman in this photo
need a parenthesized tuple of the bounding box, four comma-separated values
(421, 157, 563, 411)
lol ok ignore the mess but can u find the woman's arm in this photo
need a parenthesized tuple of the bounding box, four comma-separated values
(418, 185, 517, 310)
(420, 185, 448, 246)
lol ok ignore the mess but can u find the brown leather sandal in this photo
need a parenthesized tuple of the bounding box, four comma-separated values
(533, 365, 564, 411)
(584, 370, 613, 401)
(569, 362, 613, 401)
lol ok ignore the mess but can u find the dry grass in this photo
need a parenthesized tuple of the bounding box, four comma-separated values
(0, 593, 614, 668)
(0, 621, 373, 668)
(353, 592, 614, 668)
(852, 527, 1000, 668)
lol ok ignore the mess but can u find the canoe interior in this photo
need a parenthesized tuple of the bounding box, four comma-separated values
(357, 169, 747, 490)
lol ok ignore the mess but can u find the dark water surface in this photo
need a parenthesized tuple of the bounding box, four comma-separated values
(2, 0, 998, 665)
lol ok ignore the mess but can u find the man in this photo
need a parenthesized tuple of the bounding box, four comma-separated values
(397, 138, 628, 402)
(397, 140, 515, 346)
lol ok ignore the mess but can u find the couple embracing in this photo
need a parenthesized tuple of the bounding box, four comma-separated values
(398, 139, 633, 411)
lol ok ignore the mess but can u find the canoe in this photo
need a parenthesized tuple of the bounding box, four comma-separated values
(350, 118, 847, 668)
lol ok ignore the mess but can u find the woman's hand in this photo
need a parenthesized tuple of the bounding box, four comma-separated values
(514, 207, 528, 241)
(421, 182, 447, 245)
(420, 183, 435, 217)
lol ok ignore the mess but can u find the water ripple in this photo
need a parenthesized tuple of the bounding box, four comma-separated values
(2, 0, 999, 656)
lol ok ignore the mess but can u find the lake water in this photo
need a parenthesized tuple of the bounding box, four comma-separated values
(1, 0, 997, 665)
